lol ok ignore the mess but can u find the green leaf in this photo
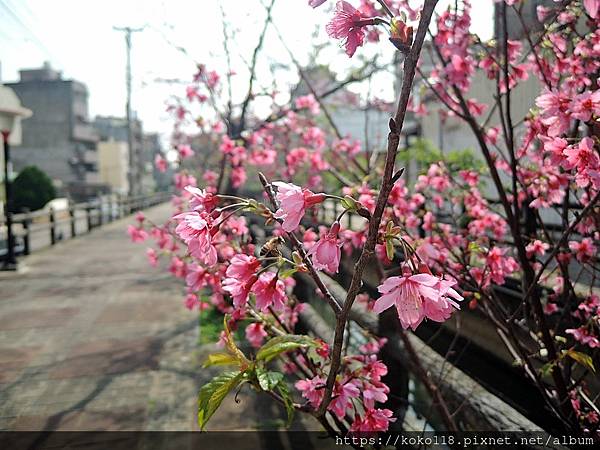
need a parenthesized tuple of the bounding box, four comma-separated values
(341, 195, 357, 211)
(539, 361, 556, 377)
(468, 242, 481, 252)
(203, 353, 239, 368)
(565, 349, 596, 373)
(279, 268, 298, 279)
(198, 371, 244, 430)
(223, 315, 250, 369)
(256, 334, 317, 363)
(385, 238, 395, 261)
(276, 381, 295, 427)
(256, 367, 284, 391)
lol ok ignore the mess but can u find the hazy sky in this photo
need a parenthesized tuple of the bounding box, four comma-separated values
(0, 0, 494, 137)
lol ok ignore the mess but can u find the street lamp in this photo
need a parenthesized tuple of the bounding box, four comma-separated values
(0, 86, 32, 271)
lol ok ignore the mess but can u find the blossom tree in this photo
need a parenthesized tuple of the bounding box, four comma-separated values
(130, 0, 600, 438)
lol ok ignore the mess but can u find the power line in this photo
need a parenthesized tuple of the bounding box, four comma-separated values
(0, 0, 58, 64)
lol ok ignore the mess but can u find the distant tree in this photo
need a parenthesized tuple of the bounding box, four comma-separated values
(10, 166, 56, 213)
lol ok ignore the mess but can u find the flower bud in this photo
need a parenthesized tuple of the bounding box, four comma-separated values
(329, 221, 341, 236)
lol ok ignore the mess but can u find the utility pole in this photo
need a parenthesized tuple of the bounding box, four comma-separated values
(113, 26, 144, 196)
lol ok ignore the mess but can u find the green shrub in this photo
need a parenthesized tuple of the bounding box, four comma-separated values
(10, 166, 56, 213)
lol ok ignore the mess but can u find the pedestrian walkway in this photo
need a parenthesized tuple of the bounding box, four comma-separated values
(0, 202, 317, 434)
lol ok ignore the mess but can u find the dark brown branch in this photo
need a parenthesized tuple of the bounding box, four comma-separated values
(316, 0, 439, 418)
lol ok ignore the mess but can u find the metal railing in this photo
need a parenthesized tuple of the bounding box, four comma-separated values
(0, 191, 172, 257)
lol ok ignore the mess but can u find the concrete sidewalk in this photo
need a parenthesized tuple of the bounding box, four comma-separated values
(0, 203, 314, 433)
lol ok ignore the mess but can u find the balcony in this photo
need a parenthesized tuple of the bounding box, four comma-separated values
(72, 123, 99, 143)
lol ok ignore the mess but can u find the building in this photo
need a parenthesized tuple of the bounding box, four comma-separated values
(143, 132, 170, 192)
(5, 63, 106, 200)
(94, 115, 155, 194)
(97, 141, 129, 195)
(494, 0, 555, 40)
(291, 65, 417, 155)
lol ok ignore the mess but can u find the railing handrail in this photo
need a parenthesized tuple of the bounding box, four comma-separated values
(0, 190, 173, 256)
(2, 191, 172, 224)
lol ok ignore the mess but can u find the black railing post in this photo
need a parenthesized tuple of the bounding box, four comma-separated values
(108, 196, 114, 222)
(69, 203, 76, 238)
(49, 208, 56, 246)
(86, 205, 92, 232)
(22, 217, 30, 256)
(97, 199, 104, 227)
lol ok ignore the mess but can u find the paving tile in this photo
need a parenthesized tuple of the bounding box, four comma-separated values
(0, 203, 324, 435)
(94, 300, 176, 324)
(0, 308, 79, 331)
(47, 337, 161, 379)
(0, 346, 41, 383)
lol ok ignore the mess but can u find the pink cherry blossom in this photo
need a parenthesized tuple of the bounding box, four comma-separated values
(224, 216, 248, 236)
(154, 154, 168, 173)
(584, 0, 599, 18)
(205, 70, 220, 89)
(184, 292, 202, 310)
(568, 238, 597, 263)
(186, 263, 208, 291)
(251, 271, 286, 312)
(231, 166, 247, 189)
(273, 182, 325, 232)
(226, 254, 261, 282)
(245, 322, 267, 348)
(373, 268, 461, 330)
(295, 376, 326, 408)
(562, 138, 599, 181)
(248, 148, 277, 166)
(526, 240, 550, 259)
(328, 379, 360, 419)
(307, 222, 342, 273)
(544, 302, 559, 315)
(566, 327, 600, 348)
(178, 144, 195, 159)
(185, 85, 200, 101)
(127, 225, 148, 243)
(184, 186, 219, 213)
(535, 90, 571, 137)
(309, 0, 327, 7)
(169, 256, 187, 278)
(362, 379, 389, 408)
(422, 276, 463, 323)
(295, 94, 320, 115)
(326, 1, 369, 57)
(146, 248, 158, 267)
(173, 211, 217, 266)
(350, 408, 396, 432)
(569, 90, 600, 122)
(174, 172, 197, 191)
(203, 170, 218, 185)
(222, 274, 257, 309)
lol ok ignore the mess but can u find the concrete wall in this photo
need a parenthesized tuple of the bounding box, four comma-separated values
(7, 80, 73, 183)
(331, 106, 391, 153)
